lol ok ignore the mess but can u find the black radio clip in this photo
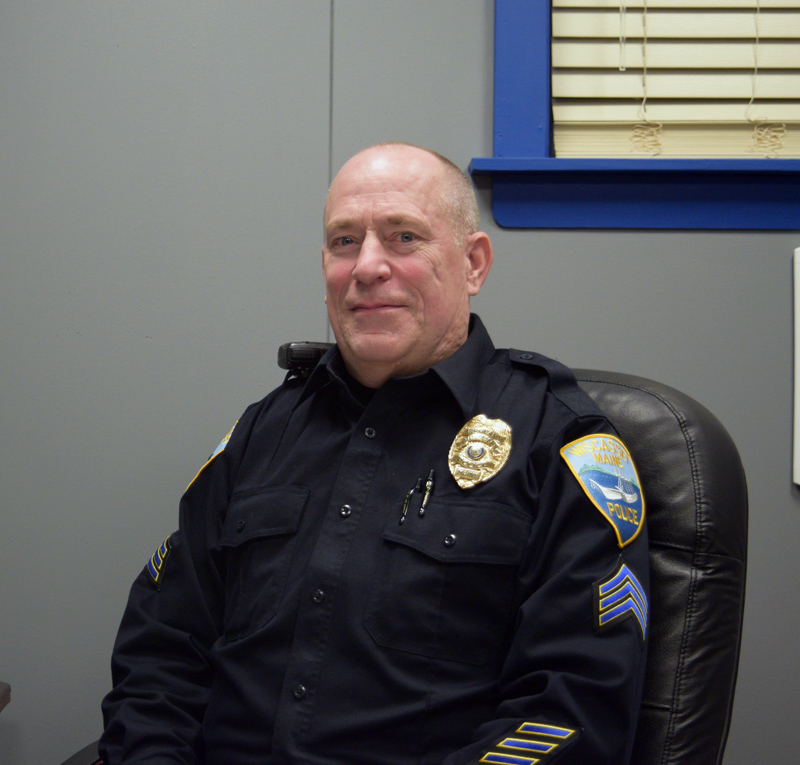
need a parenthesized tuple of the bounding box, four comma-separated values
(277, 341, 334, 378)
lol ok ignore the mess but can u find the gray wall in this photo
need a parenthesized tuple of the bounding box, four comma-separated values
(1, 2, 797, 763)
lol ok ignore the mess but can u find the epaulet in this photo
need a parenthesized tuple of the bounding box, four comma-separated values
(509, 349, 575, 386)
(508, 349, 598, 415)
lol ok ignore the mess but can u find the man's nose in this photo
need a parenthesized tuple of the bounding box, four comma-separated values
(352, 233, 391, 284)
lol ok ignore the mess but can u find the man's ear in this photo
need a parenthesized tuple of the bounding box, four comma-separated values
(464, 232, 493, 296)
(321, 247, 329, 303)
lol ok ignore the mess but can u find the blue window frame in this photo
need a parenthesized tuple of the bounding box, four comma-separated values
(469, 0, 800, 230)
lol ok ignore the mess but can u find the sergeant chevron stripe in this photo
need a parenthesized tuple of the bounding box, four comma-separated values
(593, 557, 648, 640)
(146, 535, 172, 590)
(478, 722, 579, 764)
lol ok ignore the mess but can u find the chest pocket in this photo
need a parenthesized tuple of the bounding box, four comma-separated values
(219, 485, 308, 642)
(363, 499, 530, 665)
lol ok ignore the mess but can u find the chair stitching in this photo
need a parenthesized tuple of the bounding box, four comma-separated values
(651, 540, 741, 562)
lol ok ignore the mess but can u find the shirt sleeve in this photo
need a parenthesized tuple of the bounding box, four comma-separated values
(443, 417, 650, 765)
(99, 427, 238, 765)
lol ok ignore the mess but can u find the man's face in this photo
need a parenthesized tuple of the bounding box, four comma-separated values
(322, 146, 483, 387)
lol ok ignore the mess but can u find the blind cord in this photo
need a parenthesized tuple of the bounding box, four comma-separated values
(747, 0, 787, 157)
(629, 0, 663, 155)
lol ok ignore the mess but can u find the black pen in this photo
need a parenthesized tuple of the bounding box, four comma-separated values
(400, 477, 423, 524)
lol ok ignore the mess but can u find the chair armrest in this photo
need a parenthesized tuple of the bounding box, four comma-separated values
(59, 740, 102, 765)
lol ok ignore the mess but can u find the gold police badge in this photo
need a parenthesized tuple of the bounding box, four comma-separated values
(448, 414, 512, 489)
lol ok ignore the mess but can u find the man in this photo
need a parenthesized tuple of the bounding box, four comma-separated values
(101, 143, 649, 764)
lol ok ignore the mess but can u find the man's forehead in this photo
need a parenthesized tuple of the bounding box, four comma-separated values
(325, 204, 434, 234)
(325, 184, 444, 229)
(324, 145, 451, 232)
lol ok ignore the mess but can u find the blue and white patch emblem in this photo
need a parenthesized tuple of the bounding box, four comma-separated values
(147, 535, 172, 590)
(210, 427, 234, 460)
(478, 722, 580, 764)
(560, 434, 644, 548)
(186, 422, 237, 491)
(594, 557, 648, 640)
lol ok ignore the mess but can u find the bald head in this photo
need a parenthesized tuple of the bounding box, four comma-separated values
(325, 143, 480, 248)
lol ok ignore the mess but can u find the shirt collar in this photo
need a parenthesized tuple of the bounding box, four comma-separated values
(296, 314, 496, 417)
(430, 314, 496, 417)
(294, 344, 349, 407)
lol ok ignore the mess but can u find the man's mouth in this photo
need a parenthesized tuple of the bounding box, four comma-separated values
(350, 303, 402, 313)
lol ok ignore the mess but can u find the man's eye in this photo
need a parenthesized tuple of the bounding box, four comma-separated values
(337, 236, 355, 246)
(399, 232, 415, 242)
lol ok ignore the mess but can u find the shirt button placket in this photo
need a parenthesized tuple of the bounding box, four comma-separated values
(279, 409, 388, 741)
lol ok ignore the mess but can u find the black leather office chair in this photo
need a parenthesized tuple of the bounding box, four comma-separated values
(60, 741, 101, 765)
(575, 369, 747, 765)
(61, 368, 747, 765)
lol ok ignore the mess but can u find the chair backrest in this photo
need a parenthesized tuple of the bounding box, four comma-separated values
(575, 369, 748, 765)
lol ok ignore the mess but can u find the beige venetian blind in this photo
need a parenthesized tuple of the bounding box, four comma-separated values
(552, 0, 800, 157)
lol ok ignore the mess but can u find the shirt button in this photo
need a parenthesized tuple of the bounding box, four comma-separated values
(444, 534, 457, 547)
(312, 589, 325, 604)
(293, 684, 307, 700)
(236, 519, 246, 532)
(520, 353, 533, 359)
(339, 504, 352, 518)
(364, 427, 377, 439)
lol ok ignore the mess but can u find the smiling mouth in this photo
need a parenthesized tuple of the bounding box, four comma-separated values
(351, 304, 402, 313)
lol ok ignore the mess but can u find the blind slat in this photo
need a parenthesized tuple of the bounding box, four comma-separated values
(553, 71, 800, 99)
(553, 101, 800, 122)
(553, 124, 800, 158)
(553, 40, 799, 69)
(553, 11, 800, 38)
(554, 0, 799, 8)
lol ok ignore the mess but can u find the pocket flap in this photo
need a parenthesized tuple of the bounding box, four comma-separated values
(381, 499, 530, 565)
(220, 486, 309, 547)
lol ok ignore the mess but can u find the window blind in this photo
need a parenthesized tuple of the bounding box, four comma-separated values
(552, 0, 800, 157)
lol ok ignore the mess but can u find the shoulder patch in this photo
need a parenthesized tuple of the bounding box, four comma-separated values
(186, 422, 237, 491)
(560, 434, 644, 548)
(146, 535, 172, 590)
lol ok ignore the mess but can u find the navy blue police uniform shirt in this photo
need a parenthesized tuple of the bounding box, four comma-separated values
(101, 315, 649, 765)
